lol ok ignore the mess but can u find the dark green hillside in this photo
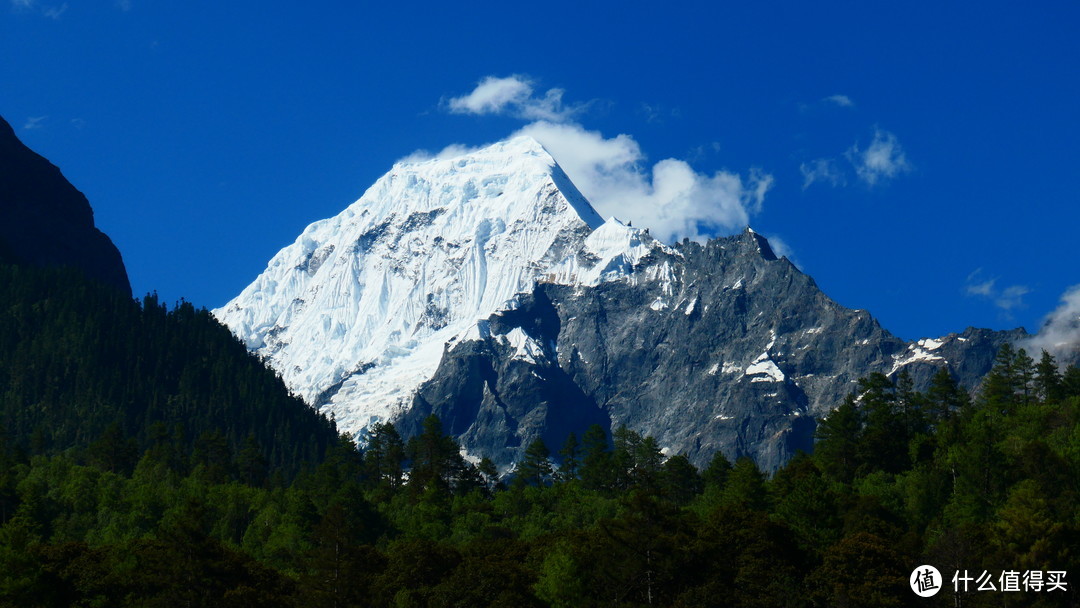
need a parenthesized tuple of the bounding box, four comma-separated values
(2, 332, 1077, 605)
(0, 263, 337, 479)
(0, 262, 1077, 606)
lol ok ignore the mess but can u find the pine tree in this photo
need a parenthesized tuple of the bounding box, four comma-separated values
(659, 455, 702, 505)
(856, 373, 908, 474)
(363, 422, 405, 490)
(815, 395, 862, 483)
(1034, 350, 1063, 403)
(1063, 366, 1080, 398)
(982, 343, 1020, 411)
(632, 435, 664, 490)
(1014, 348, 1035, 406)
(516, 437, 553, 487)
(701, 450, 733, 489)
(722, 457, 768, 510)
(557, 432, 580, 482)
(580, 424, 613, 491)
(477, 457, 499, 493)
(927, 366, 968, 422)
(405, 415, 469, 495)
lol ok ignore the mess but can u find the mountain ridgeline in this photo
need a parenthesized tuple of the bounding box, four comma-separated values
(0, 115, 130, 295)
(0, 117, 338, 478)
(3, 117, 1078, 606)
(403, 228, 1024, 470)
(218, 137, 1024, 471)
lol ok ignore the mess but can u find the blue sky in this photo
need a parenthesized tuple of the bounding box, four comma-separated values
(3, 1, 1078, 343)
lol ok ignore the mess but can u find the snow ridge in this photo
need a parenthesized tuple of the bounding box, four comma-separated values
(214, 137, 624, 436)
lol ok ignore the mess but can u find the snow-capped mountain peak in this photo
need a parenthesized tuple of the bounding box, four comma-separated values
(214, 137, 611, 435)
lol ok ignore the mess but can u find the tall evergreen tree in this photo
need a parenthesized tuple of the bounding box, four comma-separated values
(363, 422, 405, 491)
(1034, 350, 1063, 403)
(405, 415, 470, 496)
(926, 366, 967, 422)
(856, 373, 908, 474)
(517, 437, 553, 487)
(557, 432, 580, 482)
(815, 395, 862, 483)
(580, 424, 613, 491)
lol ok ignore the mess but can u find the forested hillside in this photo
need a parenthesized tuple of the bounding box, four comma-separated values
(0, 263, 337, 479)
(1, 299, 1077, 607)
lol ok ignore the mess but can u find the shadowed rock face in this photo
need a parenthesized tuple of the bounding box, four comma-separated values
(403, 229, 1021, 471)
(0, 115, 130, 294)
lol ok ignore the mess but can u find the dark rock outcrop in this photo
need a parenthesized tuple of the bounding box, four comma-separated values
(402, 229, 1020, 471)
(0, 115, 130, 294)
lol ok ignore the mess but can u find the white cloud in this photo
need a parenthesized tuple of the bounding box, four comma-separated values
(395, 143, 485, 165)
(12, 0, 67, 17)
(448, 76, 532, 115)
(965, 269, 1029, 312)
(512, 121, 772, 243)
(846, 128, 912, 186)
(799, 158, 845, 190)
(447, 75, 583, 123)
(997, 285, 1031, 312)
(42, 2, 65, 18)
(1020, 285, 1080, 359)
(639, 102, 680, 124)
(22, 116, 47, 130)
(762, 232, 798, 266)
(824, 94, 854, 107)
(435, 75, 775, 244)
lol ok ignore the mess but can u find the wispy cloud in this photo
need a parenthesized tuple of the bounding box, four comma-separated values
(11, 0, 67, 18)
(846, 128, 912, 186)
(447, 75, 584, 123)
(23, 116, 47, 130)
(513, 121, 772, 243)
(1020, 284, 1080, 359)
(965, 269, 1030, 313)
(115, 0, 131, 11)
(431, 75, 774, 245)
(799, 158, 846, 190)
(638, 102, 680, 124)
(762, 232, 799, 267)
(42, 2, 65, 18)
(823, 94, 854, 108)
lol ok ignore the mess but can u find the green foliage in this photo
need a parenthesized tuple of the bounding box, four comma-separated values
(0, 263, 338, 480)
(1, 282, 1076, 608)
(516, 437, 552, 487)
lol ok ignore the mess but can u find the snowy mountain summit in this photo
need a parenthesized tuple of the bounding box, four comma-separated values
(214, 137, 650, 436)
(218, 136, 1016, 470)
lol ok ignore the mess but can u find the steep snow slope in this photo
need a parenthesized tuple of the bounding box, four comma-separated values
(214, 137, 607, 434)
(218, 136, 1020, 470)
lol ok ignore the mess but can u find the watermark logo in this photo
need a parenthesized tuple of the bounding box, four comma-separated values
(911, 566, 1069, 596)
(952, 570, 1067, 593)
(910, 565, 942, 597)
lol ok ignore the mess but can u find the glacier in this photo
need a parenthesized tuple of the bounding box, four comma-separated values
(214, 136, 641, 437)
(216, 134, 1023, 469)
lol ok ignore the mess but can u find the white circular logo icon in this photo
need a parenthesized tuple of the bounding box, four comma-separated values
(910, 565, 942, 597)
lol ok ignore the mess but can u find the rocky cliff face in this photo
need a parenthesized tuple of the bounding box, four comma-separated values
(0, 115, 130, 294)
(402, 228, 1021, 471)
(217, 136, 1021, 471)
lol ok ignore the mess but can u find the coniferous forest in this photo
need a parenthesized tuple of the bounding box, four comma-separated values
(1, 264, 1079, 607)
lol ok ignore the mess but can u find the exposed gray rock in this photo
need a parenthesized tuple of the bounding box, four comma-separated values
(401, 229, 1021, 471)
